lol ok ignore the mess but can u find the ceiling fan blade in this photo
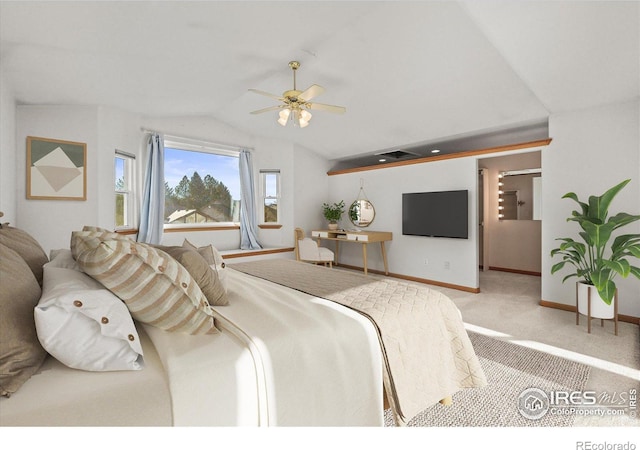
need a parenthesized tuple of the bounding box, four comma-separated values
(308, 102, 346, 114)
(250, 105, 282, 115)
(248, 89, 284, 101)
(298, 84, 325, 101)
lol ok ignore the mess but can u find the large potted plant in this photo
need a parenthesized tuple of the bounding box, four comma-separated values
(322, 200, 345, 230)
(551, 179, 640, 318)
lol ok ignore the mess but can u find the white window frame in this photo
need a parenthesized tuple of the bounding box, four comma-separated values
(114, 150, 136, 230)
(260, 169, 281, 224)
(163, 136, 241, 230)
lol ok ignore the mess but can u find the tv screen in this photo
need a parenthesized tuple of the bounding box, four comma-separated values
(402, 190, 469, 239)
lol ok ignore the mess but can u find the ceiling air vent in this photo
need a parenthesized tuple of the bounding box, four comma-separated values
(374, 149, 419, 160)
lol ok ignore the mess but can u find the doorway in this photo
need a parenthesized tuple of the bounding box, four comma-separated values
(477, 152, 543, 277)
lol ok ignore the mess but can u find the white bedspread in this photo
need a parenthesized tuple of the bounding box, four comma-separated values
(144, 268, 384, 426)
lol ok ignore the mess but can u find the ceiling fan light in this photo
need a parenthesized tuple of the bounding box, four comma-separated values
(279, 109, 290, 120)
(277, 117, 288, 126)
(300, 109, 312, 122)
(299, 120, 310, 128)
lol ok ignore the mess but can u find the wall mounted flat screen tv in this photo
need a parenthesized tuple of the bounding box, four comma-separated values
(402, 190, 469, 239)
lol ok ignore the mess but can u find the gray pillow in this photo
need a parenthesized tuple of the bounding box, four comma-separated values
(155, 245, 228, 306)
(0, 243, 47, 397)
(0, 225, 48, 286)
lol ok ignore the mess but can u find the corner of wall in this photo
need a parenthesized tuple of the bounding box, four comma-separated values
(0, 69, 17, 223)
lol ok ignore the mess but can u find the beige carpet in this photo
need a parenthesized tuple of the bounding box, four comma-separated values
(385, 331, 591, 427)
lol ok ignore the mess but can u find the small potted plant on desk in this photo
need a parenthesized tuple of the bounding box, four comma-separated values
(322, 200, 345, 231)
(550, 179, 640, 333)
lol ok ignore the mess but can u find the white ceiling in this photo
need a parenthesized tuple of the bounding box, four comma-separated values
(1, 1, 638, 162)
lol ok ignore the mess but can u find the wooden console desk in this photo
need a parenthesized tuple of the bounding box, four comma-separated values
(311, 230, 392, 275)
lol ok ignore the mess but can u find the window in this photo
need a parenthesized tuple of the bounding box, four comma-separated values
(260, 170, 280, 223)
(163, 138, 240, 227)
(114, 150, 136, 229)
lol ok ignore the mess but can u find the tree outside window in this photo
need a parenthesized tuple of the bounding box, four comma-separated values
(261, 170, 280, 223)
(115, 151, 135, 229)
(164, 143, 240, 226)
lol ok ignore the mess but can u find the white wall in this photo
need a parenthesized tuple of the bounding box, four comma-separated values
(0, 69, 16, 223)
(542, 99, 640, 317)
(328, 157, 479, 290)
(293, 143, 332, 238)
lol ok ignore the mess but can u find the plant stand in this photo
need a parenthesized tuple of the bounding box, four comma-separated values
(576, 283, 618, 335)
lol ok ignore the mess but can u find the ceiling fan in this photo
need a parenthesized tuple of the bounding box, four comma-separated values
(249, 61, 346, 128)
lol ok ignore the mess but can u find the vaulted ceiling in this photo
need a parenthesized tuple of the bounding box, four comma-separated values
(1, 1, 638, 164)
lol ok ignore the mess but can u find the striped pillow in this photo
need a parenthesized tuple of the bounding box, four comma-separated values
(70, 228, 131, 260)
(75, 238, 218, 335)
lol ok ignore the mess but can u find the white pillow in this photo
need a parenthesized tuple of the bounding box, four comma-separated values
(183, 239, 228, 293)
(34, 265, 144, 371)
(48, 248, 81, 271)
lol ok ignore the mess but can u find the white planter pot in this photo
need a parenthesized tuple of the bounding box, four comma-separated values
(327, 222, 338, 231)
(577, 282, 615, 319)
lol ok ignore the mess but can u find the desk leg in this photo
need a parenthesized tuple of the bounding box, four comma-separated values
(380, 242, 389, 275)
(362, 243, 368, 275)
(335, 240, 340, 266)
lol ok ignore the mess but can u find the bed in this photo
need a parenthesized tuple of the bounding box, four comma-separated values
(0, 225, 485, 427)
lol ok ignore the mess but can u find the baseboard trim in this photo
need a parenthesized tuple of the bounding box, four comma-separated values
(540, 299, 640, 325)
(222, 247, 294, 259)
(489, 266, 541, 277)
(336, 263, 480, 293)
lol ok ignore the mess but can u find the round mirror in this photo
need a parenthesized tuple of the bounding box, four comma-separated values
(349, 199, 375, 227)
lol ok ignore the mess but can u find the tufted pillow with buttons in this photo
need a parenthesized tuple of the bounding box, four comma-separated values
(34, 263, 144, 371)
(154, 245, 228, 306)
(74, 236, 218, 335)
(183, 239, 229, 293)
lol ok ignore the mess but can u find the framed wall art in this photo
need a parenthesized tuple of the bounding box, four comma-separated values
(27, 136, 87, 200)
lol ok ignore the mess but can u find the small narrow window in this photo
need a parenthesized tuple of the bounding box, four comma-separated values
(260, 170, 280, 224)
(115, 150, 136, 229)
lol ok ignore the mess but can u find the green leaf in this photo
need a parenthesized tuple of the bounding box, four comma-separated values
(627, 244, 640, 258)
(562, 273, 578, 283)
(587, 179, 631, 222)
(562, 241, 586, 255)
(629, 265, 640, 280)
(551, 261, 567, 274)
(595, 280, 616, 305)
(608, 212, 640, 230)
(591, 268, 611, 288)
(562, 192, 589, 216)
(601, 259, 630, 277)
(611, 234, 640, 253)
(578, 231, 593, 246)
(581, 221, 615, 249)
